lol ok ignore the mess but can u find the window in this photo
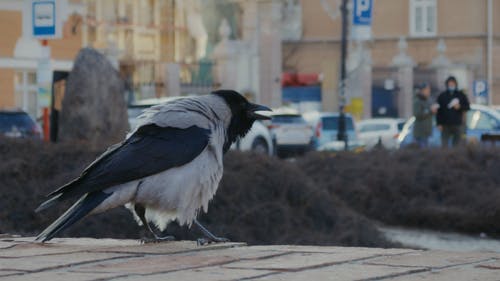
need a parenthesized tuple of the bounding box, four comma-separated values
(272, 115, 307, 124)
(359, 123, 391, 133)
(397, 122, 406, 131)
(139, 0, 155, 26)
(468, 110, 498, 130)
(14, 71, 38, 119)
(410, 0, 437, 37)
(321, 117, 354, 131)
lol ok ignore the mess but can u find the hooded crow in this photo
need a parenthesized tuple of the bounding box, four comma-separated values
(35, 90, 271, 243)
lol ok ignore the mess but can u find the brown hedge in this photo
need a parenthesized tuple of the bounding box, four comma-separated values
(0, 137, 391, 247)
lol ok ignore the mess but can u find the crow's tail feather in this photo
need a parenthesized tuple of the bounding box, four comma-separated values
(35, 193, 63, 213)
(36, 179, 85, 213)
(36, 191, 111, 242)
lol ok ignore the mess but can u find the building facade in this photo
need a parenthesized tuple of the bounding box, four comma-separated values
(282, 0, 500, 118)
(0, 0, 282, 119)
(0, 0, 199, 118)
(0, 0, 84, 117)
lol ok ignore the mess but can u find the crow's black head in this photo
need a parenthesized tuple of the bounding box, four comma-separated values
(213, 90, 271, 153)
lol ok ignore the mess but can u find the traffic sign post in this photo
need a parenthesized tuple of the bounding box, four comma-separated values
(32, 1, 56, 38)
(29, 0, 61, 141)
(36, 40, 52, 108)
(473, 80, 488, 105)
(353, 0, 373, 25)
(37, 39, 52, 142)
(338, 0, 349, 151)
(30, 0, 62, 39)
(352, 0, 373, 41)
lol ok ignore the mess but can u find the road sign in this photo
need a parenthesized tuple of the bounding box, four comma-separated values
(353, 0, 373, 26)
(473, 80, 488, 97)
(37, 45, 52, 108)
(31, 0, 61, 39)
(352, 0, 373, 41)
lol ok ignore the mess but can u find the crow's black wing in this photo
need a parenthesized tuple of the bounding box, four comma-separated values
(37, 124, 210, 211)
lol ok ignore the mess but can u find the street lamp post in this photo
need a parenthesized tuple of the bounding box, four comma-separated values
(337, 0, 349, 151)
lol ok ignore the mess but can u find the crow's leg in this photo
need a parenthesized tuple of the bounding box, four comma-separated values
(134, 204, 175, 243)
(194, 219, 229, 246)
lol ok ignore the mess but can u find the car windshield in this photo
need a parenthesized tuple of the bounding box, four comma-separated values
(467, 110, 499, 130)
(272, 114, 306, 124)
(0, 112, 34, 131)
(321, 116, 354, 130)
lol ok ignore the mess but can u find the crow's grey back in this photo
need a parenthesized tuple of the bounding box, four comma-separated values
(132, 95, 232, 134)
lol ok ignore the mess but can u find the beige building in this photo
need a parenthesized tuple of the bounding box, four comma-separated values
(0, 0, 84, 117)
(283, 0, 500, 118)
(0, 0, 198, 118)
(0, 0, 283, 120)
(84, 0, 179, 100)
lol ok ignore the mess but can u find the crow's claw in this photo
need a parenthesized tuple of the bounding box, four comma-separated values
(140, 235, 175, 244)
(196, 236, 230, 246)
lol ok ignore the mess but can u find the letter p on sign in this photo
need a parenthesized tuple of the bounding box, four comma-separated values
(353, 0, 373, 25)
(356, 0, 370, 17)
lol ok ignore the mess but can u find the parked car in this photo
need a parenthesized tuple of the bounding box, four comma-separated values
(493, 106, 500, 115)
(398, 104, 500, 147)
(357, 118, 406, 149)
(231, 120, 274, 155)
(303, 112, 364, 151)
(266, 111, 313, 157)
(127, 97, 274, 155)
(0, 109, 42, 139)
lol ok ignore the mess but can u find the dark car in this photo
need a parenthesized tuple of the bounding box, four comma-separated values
(0, 110, 42, 139)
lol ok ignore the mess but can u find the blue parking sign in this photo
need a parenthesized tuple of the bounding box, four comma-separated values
(32, 1, 56, 38)
(353, 0, 373, 26)
(473, 80, 488, 97)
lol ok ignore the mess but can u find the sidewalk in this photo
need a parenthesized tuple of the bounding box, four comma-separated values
(1, 236, 500, 280)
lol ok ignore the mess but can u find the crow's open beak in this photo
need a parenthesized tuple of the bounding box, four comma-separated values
(248, 103, 272, 120)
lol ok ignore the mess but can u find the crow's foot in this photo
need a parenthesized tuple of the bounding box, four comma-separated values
(193, 219, 229, 246)
(140, 235, 176, 244)
(197, 236, 230, 246)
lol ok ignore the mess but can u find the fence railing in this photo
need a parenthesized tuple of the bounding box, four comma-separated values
(128, 60, 218, 102)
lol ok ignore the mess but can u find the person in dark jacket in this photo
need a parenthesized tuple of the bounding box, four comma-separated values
(413, 83, 436, 147)
(436, 76, 470, 147)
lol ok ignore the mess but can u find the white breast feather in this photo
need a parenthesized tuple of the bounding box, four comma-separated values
(131, 124, 226, 231)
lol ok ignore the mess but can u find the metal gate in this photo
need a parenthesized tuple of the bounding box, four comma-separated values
(121, 60, 217, 103)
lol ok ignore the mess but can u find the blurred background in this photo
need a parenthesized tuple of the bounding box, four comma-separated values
(1, 0, 499, 119)
(1, 0, 500, 251)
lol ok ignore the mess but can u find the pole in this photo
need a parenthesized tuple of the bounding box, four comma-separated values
(39, 39, 51, 142)
(337, 0, 349, 150)
(43, 107, 50, 142)
(487, 0, 493, 105)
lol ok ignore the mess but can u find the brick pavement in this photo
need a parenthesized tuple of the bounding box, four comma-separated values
(1, 235, 499, 280)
